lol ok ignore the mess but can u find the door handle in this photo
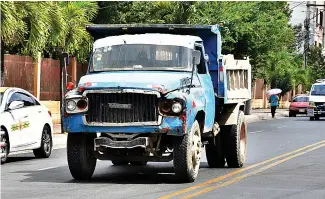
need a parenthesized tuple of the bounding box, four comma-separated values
(23, 115, 28, 118)
(38, 110, 42, 113)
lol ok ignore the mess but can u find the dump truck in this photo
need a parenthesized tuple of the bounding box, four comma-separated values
(60, 24, 252, 182)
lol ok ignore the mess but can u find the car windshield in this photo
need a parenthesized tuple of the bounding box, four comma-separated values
(293, 97, 309, 102)
(0, 92, 3, 104)
(310, 85, 325, 96)
(90, 44, 192, 72)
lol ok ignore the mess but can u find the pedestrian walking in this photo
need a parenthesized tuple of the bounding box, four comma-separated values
(269, 94, 279, 118)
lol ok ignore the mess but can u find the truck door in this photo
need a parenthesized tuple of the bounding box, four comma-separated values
(195, 43, 215, 133)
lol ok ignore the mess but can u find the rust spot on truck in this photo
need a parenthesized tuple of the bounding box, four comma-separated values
(179, 113, 186, 133)
(162, 127, 170, 133)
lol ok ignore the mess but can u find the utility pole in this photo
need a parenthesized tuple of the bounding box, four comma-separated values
(321, 2, 325, 56)
(304, 1, 311, 69)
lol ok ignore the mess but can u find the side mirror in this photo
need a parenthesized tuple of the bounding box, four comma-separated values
(60, 52, 70, 69)
(193, 50, 201, 65)
(8, 101, 24, 110)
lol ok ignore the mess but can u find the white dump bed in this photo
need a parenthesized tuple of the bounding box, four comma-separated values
(222, 54, 252, 104)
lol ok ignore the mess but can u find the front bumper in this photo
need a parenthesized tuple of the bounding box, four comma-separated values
(63, 114, 185, 136)
(307, 108, 325, 117)
(95, 137, 149, 149)
(290, 107, 307, 114)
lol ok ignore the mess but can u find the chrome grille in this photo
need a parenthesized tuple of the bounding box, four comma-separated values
(86, 93, 159, 123)
(315, 102, 325, 110)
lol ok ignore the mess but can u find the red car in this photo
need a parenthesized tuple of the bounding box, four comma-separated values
(289, 95, 309, 117)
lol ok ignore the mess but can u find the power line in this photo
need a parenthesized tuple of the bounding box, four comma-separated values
(289, 1, 306, 10)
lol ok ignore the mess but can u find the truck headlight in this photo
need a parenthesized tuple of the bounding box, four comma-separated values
(159, 99, 184, 116)
(172, 102, 182, 113)
(309, 101, 316, 108)
(67, 100, 77, 111)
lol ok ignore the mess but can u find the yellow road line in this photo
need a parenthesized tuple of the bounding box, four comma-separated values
(159, 140, 325, 199)
(182, 142, 325, 199)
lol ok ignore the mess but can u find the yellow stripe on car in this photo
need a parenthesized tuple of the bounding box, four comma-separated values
(0, 87, 9, 93)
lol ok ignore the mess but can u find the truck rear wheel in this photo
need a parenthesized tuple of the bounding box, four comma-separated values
(173, 120, 202, 183)
(67, 133, 97, 180)
(223, 111, 247, 168)
(205, 126, 225, 168)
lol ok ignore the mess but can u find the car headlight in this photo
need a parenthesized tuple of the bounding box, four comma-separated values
(172, 102, 182, 113)
(67, 100, 77, 111)
(309, 101, 316, 108)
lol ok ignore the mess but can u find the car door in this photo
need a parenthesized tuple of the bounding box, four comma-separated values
(15, 92, 42, 146)
(6, 92, 32, 149)
(23, 94, 46, 145)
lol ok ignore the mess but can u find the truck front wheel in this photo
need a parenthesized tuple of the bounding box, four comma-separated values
(173, 120, 202, 182)
(223, 111, 247, 168)
(67, 133, 97, 180)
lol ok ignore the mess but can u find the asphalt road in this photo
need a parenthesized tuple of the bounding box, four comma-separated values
(1, 116, 325, 199)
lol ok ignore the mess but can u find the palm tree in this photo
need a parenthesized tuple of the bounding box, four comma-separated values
(1, 1, 97, 61)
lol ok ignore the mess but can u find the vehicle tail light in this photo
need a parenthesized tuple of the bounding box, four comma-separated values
(66, 82, 74, 90)
(77, 99, 87, 110)
(48, 110, 52, 117)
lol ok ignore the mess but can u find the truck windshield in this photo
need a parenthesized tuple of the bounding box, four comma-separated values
(311, 85, 325, 96)
(90, 44, 192, 72)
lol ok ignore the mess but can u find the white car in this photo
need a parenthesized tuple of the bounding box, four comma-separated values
(0, 87, 53, 164)
(307, 79, 325, 120)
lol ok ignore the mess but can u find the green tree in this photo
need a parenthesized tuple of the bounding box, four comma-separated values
(307, 46, 325, 83)
(1, 1, 97, 62)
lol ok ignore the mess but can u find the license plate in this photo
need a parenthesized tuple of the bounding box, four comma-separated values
(299, 109, 305, 113)
(307, 109, 314, 116)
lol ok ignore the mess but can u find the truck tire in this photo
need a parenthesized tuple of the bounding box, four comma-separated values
(223, 111, 247, 168)
(244, 99, 252, 115)
(310, 117, 315, 121)
(111, 160, 129, 166)
(205, 128, 225, 168)
(130, 161, 148, 166)
(315, 116, 320, 120)
(67, 133, 97, 180)
(173, 120, 202, 183)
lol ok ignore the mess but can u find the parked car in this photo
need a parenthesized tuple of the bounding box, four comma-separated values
(0, 87, 53, 164)
(289, 95, 309, 117)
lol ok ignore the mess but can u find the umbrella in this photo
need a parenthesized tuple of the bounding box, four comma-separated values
(266, 88, 282, 95)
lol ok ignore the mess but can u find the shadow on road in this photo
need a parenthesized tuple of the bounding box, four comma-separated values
(17, 162, 211, 184)
(6, 156, 37, 163)
(293, 117, 325, 122)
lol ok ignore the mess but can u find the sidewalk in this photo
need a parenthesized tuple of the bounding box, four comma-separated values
(52, 109, 288, 149)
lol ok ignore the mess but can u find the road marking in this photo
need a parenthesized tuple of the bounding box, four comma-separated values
(158, 140, 325, 199)
(38, 167, 55, 171)
(277, 125, 287, 129)
(182, 142, 325, 199)
(249, 130, 263, 134)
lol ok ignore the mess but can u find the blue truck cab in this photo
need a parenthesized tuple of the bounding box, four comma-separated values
(62, 24, 252, 182)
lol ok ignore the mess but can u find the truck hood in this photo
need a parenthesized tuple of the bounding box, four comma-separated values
(78, 71, 196, 93)
(309, 95, 325, 103)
